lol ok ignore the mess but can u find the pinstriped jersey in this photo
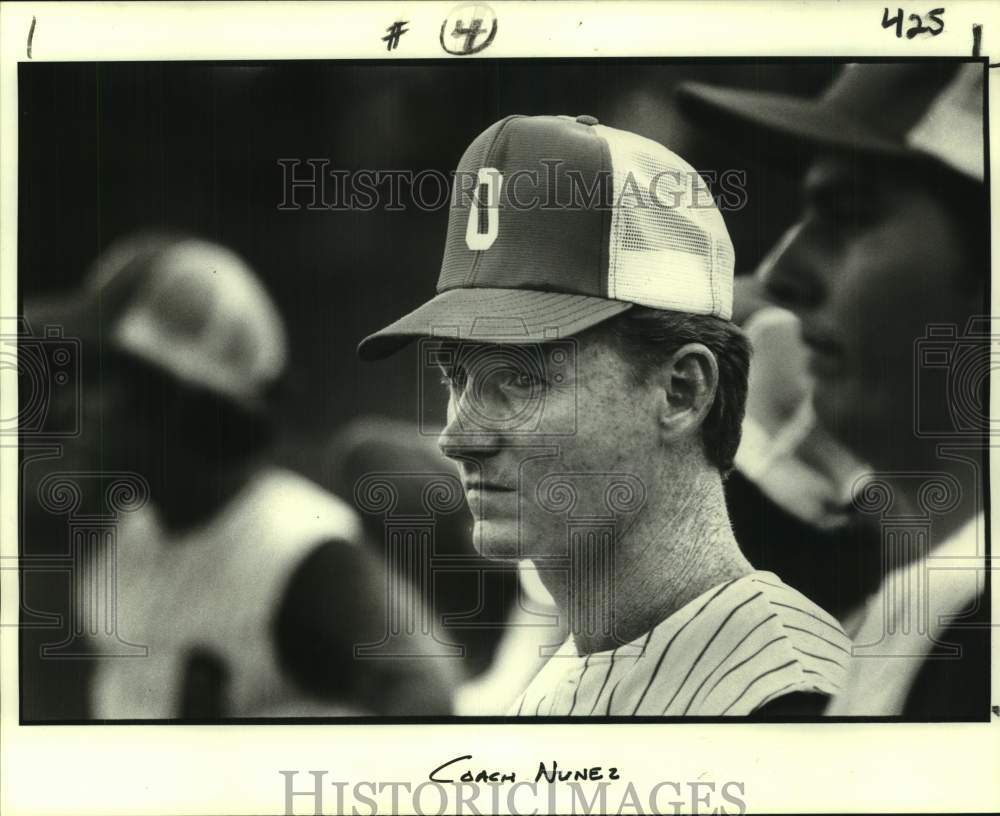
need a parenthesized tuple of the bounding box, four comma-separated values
(508, 571, 851, 717)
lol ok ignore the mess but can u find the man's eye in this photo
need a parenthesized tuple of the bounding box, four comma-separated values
(499, 370, 543, 391)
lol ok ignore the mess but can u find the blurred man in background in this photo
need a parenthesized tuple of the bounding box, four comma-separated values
(25, 232, 457, 718)
(723, 288, 882, 626)
(679, 62, 989, 717)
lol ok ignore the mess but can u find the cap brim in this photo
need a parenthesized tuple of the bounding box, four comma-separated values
(357, 288, 633, 361)
(675, 82, 908, 160)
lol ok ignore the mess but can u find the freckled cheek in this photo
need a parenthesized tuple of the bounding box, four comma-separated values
(559, 388, 641, 470)
(519, 384, 571, 438)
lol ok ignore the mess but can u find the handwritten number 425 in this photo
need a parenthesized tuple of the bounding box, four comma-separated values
(882, 7, 945, 38)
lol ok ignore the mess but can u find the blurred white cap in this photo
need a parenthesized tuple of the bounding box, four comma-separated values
(102, 238, 287, 407)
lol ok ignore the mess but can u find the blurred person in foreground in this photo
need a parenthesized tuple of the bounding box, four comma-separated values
(360, 115, 852, 716)
(679, 62, 989, 717)
(324, 417, 565, 714)
(325, 417, 512, 686)
(26, 233, 456, 718)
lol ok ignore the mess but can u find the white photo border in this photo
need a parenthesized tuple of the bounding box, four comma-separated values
(1, 2, 998, 814)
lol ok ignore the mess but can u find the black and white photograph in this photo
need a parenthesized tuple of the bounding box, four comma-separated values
(1, 2, 997, 815)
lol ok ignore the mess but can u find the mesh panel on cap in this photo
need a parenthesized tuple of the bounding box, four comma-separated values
(593, 124, 734, 319)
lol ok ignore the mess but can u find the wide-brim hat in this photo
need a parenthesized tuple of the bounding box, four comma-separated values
(675, 62, 984, 183)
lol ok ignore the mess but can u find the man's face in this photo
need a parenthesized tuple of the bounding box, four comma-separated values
(436, 333, 655, 562)
(759, 157, 982, 467)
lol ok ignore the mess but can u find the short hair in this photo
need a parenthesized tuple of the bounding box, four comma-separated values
(601, 307, 752, 474)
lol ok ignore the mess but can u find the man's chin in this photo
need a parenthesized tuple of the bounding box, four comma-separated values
(471, 519, 532, 561)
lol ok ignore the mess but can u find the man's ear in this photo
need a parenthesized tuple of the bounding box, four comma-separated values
(653, 343, 719, 443)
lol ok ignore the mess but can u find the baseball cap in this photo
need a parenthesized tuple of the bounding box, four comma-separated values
(357, 114, 735, 360)
(676, 62, 984, 183)
(25, 232, 287, 409)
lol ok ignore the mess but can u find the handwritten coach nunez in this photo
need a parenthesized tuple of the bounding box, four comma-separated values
(359, 114, 851, 716)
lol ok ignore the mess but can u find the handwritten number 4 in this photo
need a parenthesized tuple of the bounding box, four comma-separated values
(882, 8, 945, 38)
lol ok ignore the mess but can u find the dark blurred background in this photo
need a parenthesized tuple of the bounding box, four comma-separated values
(19, 60, 839, 474)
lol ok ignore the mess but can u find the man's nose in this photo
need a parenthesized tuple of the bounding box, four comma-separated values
(757, 221, 827, 313)
(437, 385, 504, 462)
